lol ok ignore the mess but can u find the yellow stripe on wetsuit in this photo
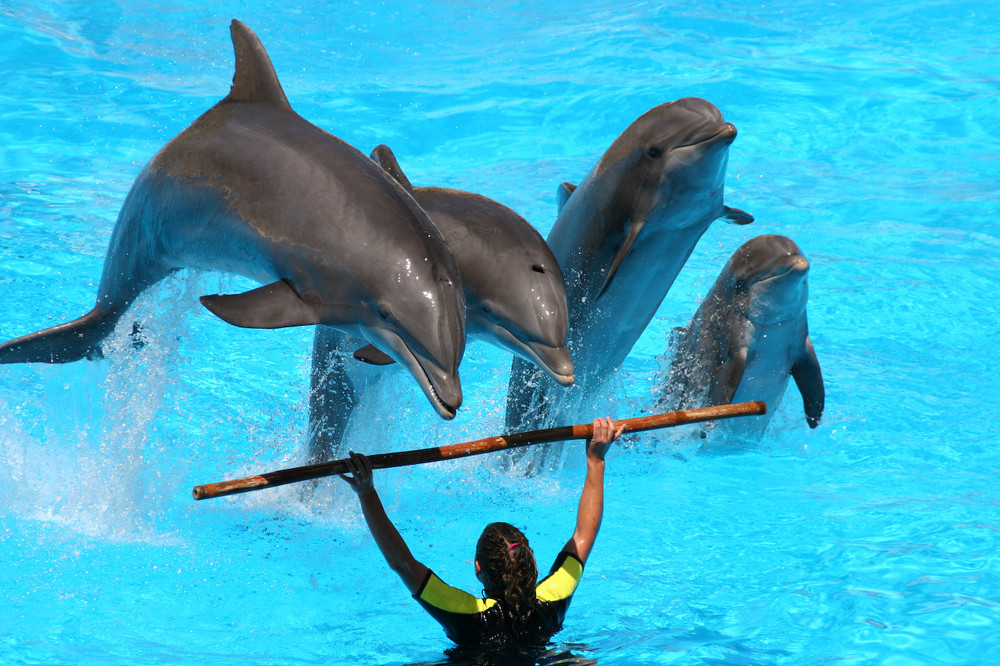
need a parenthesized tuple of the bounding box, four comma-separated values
(536, 552, 583, 602)
(418, 552, 583, 613)
(420, 574, 498, 614)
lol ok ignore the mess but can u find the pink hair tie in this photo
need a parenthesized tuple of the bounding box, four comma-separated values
(508, 542, 519, 550)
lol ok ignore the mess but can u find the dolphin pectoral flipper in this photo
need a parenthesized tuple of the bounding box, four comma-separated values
(199, 279, 322, 329)
(557, 182, 578, 213)
(709, 348, 746, 408)
(598, 215, 646, 297)
(353, 344, 396, 366)
(721, 206, 754, 225)
(792, 336, 824, 428)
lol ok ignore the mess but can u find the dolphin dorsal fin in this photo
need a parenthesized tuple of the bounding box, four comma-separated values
(370, 145, 414, 191)
(557, 182, 577, 213)
(225, 20, 291, 110)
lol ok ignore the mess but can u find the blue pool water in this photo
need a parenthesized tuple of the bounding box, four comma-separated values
(1, 1, 998, 664)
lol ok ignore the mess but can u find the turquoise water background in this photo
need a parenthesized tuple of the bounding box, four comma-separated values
(1, 1, 998, 664)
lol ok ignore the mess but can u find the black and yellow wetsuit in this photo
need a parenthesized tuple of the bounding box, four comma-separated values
(414, 551, 584, 648)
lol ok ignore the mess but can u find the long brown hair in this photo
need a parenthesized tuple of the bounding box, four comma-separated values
(476, 522, 538, 634)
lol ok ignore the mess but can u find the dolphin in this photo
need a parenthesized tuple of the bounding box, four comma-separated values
(0, 20, 466, 419)
(505, 98, 753, 438)
(370, 145, 573, 383)
(307, 145, 575, 461)
(654, 234, 824, 439)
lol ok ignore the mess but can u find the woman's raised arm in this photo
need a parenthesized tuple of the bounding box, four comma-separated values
(563, 416, 626, 564)
(341, 452, 429, 593)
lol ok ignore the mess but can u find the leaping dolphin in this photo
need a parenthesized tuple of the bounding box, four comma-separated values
(0, 20, 466, 419)
(370, 145, 572, 384)
(505, 98, 753, 440)
(654, 234, 824, 439)
(308, 145, 575, 461)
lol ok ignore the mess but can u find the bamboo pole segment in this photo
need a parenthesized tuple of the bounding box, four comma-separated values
(192, 401, 766, 501)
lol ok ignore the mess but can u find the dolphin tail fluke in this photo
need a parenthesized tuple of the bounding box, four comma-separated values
(792, 336, 824, 428)
(0, 306, 119, 364)
(199, 279, 322, 329)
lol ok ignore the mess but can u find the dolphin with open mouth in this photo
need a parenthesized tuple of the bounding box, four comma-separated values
(0, 20, 466, 419)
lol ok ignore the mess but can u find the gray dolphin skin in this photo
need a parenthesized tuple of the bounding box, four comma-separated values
(0, 20, 466, 419)
(655, 234, 824, 438)
(370, 145, 573, 384)
(505, 98, 753, 436)
(308, 327, 368, 463)
(307, 145, 575, 461)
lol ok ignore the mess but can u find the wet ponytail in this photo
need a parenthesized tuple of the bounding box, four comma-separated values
(476, 522, 539, 635)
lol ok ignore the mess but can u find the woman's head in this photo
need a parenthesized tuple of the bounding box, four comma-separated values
(475, 522, 538, 623)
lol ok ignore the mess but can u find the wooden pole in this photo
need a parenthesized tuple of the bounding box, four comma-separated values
(192, 401, 766, 500)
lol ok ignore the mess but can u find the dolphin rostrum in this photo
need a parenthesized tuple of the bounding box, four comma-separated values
(0, 20, 466, 419)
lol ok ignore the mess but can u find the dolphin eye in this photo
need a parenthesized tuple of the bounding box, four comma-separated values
(376, 304, 390, 321)
(646, 146, 663, 158)
(532, 264, 545, 274)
